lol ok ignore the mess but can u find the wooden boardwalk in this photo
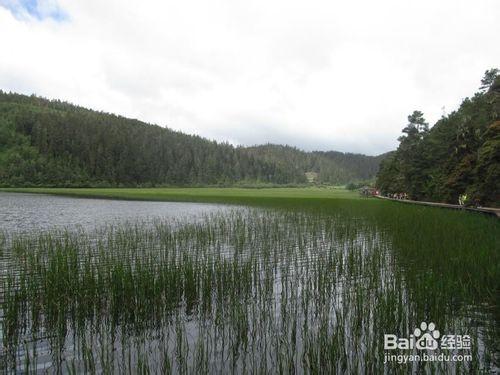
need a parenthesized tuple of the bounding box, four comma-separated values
(375, 195, 500, 218)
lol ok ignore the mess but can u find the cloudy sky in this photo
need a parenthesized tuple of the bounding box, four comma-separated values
(0, 0, 499, 155)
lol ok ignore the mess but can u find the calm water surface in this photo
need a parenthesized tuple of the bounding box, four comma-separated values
(0, 192, 233, 233)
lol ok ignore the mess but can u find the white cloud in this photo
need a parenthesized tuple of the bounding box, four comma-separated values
(0, 0, 499, 154)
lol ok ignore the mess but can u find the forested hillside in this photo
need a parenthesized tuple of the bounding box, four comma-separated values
(377, 69, 500, 207)
(245, 144, 385, 184)
(0, 92, 382, 187)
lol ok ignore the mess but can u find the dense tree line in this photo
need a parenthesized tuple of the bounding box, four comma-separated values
(245, 144, 385, 185)
(0, 92, 383, 187)
(377, 69, 500, 207)
(0, 93, 306, 187)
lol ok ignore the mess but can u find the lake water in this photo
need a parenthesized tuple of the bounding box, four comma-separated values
(0, 192, 233, 233)
(0, 192, 498, 373)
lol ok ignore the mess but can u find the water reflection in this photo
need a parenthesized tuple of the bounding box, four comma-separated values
(0, 192, 233, 233)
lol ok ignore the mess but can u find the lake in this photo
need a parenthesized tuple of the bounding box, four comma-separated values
(0, 192, 233, 233)
(0, 192, 498, 373)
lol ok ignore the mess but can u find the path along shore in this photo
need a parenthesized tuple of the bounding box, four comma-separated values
(375, 195, 500, 218)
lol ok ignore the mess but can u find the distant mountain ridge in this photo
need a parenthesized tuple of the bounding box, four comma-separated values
(0, 91, 386, 187)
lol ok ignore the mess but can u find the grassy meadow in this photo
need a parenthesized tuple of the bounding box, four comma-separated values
(0, 188, 499, 373)
(0, 187, 361, 204)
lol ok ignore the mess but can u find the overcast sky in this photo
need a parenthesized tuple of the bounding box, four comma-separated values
(0, 0, 499, 155)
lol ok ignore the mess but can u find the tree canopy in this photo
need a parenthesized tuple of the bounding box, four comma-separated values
(377, 69, 500, 207)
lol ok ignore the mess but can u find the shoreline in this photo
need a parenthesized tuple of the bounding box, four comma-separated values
(375, 195, 500, 218)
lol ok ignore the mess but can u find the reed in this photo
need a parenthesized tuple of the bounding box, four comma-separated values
(1, 201, 498, 373)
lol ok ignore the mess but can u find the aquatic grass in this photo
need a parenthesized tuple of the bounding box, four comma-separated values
(0, 202, 498, 373)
